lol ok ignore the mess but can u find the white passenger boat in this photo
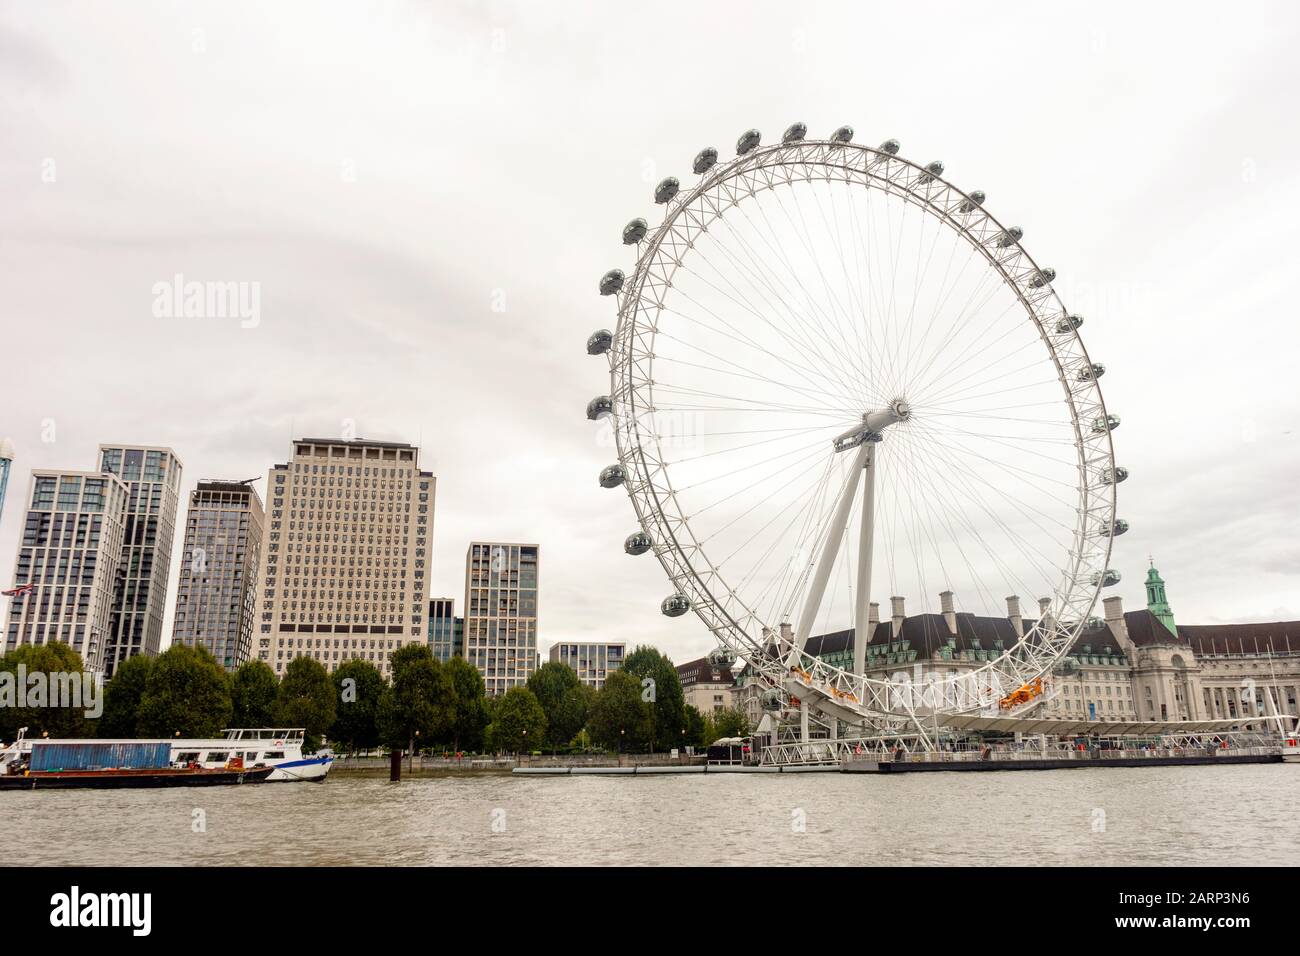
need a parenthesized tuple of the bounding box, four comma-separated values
(173, 728, 333, 782)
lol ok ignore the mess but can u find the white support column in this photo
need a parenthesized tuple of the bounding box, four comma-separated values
(852, 444, 876, 677)
(793, 441, 869, 654)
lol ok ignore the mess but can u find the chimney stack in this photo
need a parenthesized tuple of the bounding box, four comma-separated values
(779, 621, 793, 643)
(868, 602, 880, 626)
(1103, 595, 1134, 656)
(890, 595, 906, 635)
(940, 590, 957, 635)
(1006, 595, 1023, 639)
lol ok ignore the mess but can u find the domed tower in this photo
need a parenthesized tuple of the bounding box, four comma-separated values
(1144, 559, 1177, 637)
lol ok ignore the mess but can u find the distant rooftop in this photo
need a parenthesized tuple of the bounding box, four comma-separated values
(295, 437, 416, 449)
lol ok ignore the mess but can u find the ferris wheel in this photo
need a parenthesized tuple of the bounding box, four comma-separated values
(585, 124, 1126, 726)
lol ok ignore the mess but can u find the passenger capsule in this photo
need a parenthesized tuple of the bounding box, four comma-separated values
(624, 531, 653, 556)
(1078, 362, 1106, 381)
(693, 147, 718, 174)
(1100, 465, 1129, 484)
(586, 395, 612, 421)
(997, 226, 1024, 248)
(586, 329, 613, 355)
(1083, 616, 1107, 633)
(1092, 414, 1121, 434)
(661, 593, 691, 617)
(736, 128, 762, 154)
(599, 464, 626, 488)
(959, 190, 986, 213)
(1090, 569, 1121, 588)
(1056, 313, 1084, 333)
(782, 122, 807, 143)
(599, 269, 625, 296)
(1029, 267, 1057, 289)
(622, 218, 648, 245)
(879, 138, 901, 155)
(1101, 518, 1129, 537)
(917, 160, 945, 184)
(830, 125, 854, 143)
(708, 646, 735, 666)
(654, 176, 680, 205)
(761, 688, 783, 711)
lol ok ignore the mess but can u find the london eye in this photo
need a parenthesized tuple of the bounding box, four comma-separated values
(586, 124, 1125, 738)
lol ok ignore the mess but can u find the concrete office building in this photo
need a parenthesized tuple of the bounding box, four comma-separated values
(463, 542, 538, 695)
(98, 445, 183, 676)
(257, 438, 434, 678)
(548, 641, 624, 689)
(3, 470, 129, 671)
(172, 480, 266, 670)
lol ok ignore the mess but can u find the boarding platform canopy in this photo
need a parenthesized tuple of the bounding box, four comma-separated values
(936, 715, 1296, 736)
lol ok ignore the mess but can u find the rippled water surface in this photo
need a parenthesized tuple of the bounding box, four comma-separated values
(5, 764, 1297, 866)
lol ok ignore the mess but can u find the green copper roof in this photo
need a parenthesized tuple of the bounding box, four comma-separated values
(1145, 558, 1177, 637)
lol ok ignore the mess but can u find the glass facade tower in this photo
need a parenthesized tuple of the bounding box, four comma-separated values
(172, 480, 265, 670)
(98, 445, 183, 676)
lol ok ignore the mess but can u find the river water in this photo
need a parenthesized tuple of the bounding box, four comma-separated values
(5, 764, 1297, 866)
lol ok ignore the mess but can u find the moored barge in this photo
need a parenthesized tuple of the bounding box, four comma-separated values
(0, 765, 275, 789)
(1, 739, 276, 789)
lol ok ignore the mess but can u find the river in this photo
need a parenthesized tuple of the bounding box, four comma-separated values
(5, 763, 1296, 866)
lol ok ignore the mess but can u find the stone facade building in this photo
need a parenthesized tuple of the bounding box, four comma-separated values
(735, 563, 1299, 728)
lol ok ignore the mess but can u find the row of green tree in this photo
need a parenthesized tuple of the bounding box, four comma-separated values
(0, 641, 751, 755)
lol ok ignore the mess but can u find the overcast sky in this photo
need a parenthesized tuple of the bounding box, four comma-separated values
(2, 0, 1298, 665)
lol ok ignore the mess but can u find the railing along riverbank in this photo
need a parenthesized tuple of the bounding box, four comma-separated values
(331, 752, 709, 775)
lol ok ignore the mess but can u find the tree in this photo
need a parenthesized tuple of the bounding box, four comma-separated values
(136, 644, 232, 737)
(273, 656, 337, 752)
(97, 652, 154, 737)
(682, 704, 707, 749)
(230, 660, 278, 728)
(376, 644, 454, 754)
(445, 656, 488, 752)
(526, 661, 588, 752)
(329, 658, 386, 754)
(485, 686, 546, 754)
(622, 645, 686, 753)
(0, 642, 97, 741)
(587, 669, 651, 752)
(703, 706, 751, 743)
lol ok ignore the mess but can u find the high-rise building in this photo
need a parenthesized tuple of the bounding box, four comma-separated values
(463, 542, 538, 695)
(257, 438, 434, 678)
(3, 469, 129, 671)
(0, 438, 15, 528)
(548, 641, 624, 690)
(172, 480, 266, 670)
(97, 445, 183, 676)
(428, 597, 463, 662)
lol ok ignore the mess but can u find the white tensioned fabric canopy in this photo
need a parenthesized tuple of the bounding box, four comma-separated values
(601, 133, 1119, 720)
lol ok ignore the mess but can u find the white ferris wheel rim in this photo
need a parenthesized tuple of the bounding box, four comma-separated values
(604, 135, 1117, 718)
